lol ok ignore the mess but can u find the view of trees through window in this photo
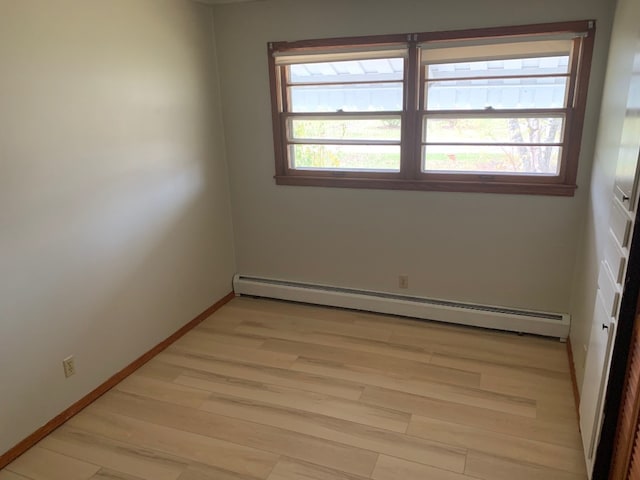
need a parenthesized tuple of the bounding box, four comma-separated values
(291, 115, 563, 174)
(423, 116, 563, 174)
(291, 118, 401, 171)
(288, 54, 569, 174)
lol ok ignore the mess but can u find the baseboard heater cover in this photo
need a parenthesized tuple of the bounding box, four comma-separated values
(232, 274, 570, 339)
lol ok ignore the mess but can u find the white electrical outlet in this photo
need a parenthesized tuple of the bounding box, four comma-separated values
(399, 275, 409, 289)
(62, 356, 76, 378)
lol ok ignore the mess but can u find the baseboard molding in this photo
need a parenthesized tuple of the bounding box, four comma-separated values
(0, 291, 235, 469)
(567, 337, 581, 422)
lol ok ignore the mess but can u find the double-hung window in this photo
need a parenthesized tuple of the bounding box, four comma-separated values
(277, 48, 407, 174)
(268, 21, 595, 195)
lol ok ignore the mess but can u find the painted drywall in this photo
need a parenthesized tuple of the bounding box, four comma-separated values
(570, 0, 640, 390)
(213, 0, 614, 313)
(0, 0, 235, 454)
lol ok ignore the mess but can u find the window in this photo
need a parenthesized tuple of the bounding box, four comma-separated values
(268, 21, 595, 195)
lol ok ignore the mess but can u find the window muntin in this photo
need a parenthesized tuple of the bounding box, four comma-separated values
(269, 22, 595, 195)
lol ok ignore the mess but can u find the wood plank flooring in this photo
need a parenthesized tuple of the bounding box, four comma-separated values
(0, 297, 587, 480)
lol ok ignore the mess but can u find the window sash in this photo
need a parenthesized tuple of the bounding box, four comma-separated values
(283, 113, 404, 173)
(415, 35, 579, 182)
(419, 111, 570, 177)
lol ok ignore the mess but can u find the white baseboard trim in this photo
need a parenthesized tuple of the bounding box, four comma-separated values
(232, 274, 570, 339)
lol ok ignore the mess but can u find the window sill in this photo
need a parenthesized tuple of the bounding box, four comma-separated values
(274, 175, 577, 196)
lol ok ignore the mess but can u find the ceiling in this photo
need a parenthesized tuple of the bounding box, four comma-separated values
(194, 0, 259, 4)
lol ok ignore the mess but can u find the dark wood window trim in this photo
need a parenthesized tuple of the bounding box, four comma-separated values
(268, 21, 596, 196)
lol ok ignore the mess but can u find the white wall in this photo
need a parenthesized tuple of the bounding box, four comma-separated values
(213, 0, 614, 313)
(0, 0, 235, 454)
(570, 0, 640, 390)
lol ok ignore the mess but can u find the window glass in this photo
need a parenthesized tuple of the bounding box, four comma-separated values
(426, 56, 570, 80)
(425, 56, 570, 110)
(425, 77, 568, 110)
(283, 56, 405, 172)
(290, 144, 401, 171)
(424, 117, 564, 144)
(289, 58, 404, 83)
(423, 145, 561, 174)
(290, 83, 404, 112)
(290, 118, 402, 142)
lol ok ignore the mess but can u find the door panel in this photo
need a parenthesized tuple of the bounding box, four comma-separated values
(605, 230, 627, 284)
(581, 292, 616, 469)
(611, 200, 633, 247)
(598, 261, 622, 317)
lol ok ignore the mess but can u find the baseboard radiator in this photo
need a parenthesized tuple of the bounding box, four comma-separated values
(232, 274, 570, 339)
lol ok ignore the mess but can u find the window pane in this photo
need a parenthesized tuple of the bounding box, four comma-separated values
(290, 118, 401, 142)
(425, 77, 568, 110)
(423, 145, 561, 174)
(290, 144, 400, 171)
(290, 83, 403, 113)
(427, 56, 570, 81)
(425, 117, 564, 144)
(289, 58, 404, 84)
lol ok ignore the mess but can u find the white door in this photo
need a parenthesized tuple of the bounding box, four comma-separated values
(579, 291, 615, 473)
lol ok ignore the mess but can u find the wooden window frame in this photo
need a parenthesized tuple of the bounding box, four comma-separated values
(268, 21, 596, 196)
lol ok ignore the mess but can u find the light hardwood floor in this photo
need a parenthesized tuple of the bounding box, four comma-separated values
(0, 297, 587, 480)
